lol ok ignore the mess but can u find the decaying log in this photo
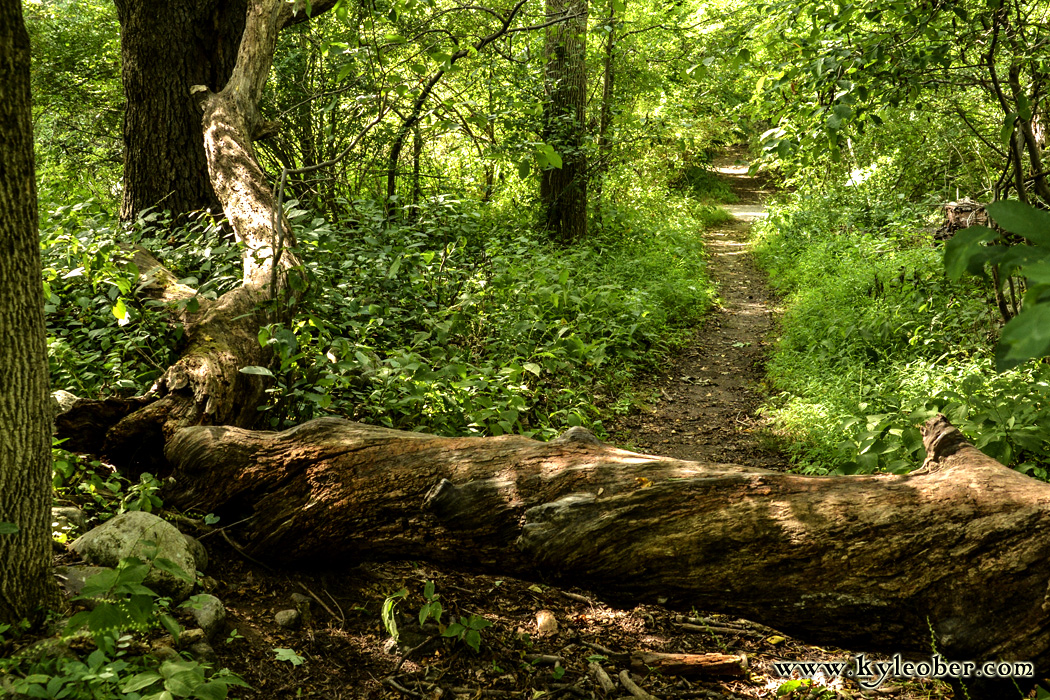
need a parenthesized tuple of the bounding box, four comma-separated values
(934, 197, 988, 240)
(161, 414, 1050, 696)
(630, 651, 747, 677)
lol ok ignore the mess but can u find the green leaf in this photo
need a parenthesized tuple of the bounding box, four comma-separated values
(112, 298, 129, 325)
(610, 0, 625, 12)
(165, 670, 204, 696)
(274, 648, 305, 666)
(153, 556, 194, 582)
(996, 303, 1050, 371)
(1001, 112, 1018, 149)
(986, 200, 1050, 247)
(123, 672, 164, 693)
(943, 226, 1000, 280)
(194, 680, 230, 700)
(239, 365, 275, 377)
(0, 522, 18, 535)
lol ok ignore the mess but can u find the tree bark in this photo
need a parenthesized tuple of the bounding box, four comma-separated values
(112, 0, 341, 222)
(540, 0, 588, 242)
(156, 414, 1047, 695)
(112, 0, 246, 221)
(0, 0, 62, 623)
(104, 0, 342, 457)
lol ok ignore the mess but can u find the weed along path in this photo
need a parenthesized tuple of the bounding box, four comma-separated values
(612, 152, 787, 469)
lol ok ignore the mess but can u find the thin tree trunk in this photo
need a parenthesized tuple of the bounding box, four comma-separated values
(594, 0, 617, 212)
(540, 0, 588, 242)
(0, 0, 61, 623)
(412, 126, 423, 211)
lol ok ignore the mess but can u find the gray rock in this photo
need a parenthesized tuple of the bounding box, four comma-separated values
(150, 645, 180, 662)
(71, 511, 196, 601)
(275, 609, 301, 629)
(51, 506, 89, 537)
(181, 533, 207, 571)
(188, 641, 216, 665)
(187, 594, 225, 641)
(54, 565, 110, 598)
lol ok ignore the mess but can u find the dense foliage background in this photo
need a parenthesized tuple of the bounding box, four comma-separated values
(24, 0, 1050, 473)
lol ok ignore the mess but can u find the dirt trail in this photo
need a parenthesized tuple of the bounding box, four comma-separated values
(613, 152, 787, 469)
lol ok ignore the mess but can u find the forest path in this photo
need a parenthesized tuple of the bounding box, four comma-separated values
(611, 150, 788, 469)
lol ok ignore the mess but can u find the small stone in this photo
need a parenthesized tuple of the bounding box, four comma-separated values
(51, 390, 79, 416)
(381, 636, 399, 655)
(151, 645, 180, 662)
(197, 575, 219, 592)
(188, 641, 217, 665)
(71, 511, 196, 602)
(188, 594, 225, 641)
(51, 506, 88, 537)
(275, 609, 301, 629)
(536, 610, 558, 636)
(291, 592, 311, 607)
(54, 565, 110, 598)
(177, 628, 207, 649)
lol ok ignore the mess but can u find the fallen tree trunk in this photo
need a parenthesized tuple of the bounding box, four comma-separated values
(161, 414, 1050, 695)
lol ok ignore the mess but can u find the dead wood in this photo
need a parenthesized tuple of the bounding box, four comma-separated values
(157, 413, 1050, 697)
(630, 652, 747, 677)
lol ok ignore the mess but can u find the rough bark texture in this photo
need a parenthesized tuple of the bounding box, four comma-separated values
(111, 0, 339, 222)
(158, 414, 1049, 695)
(540, 0, 588, 242)
(0, 0, 61, 622)
(112, 0, 246, 221)
(97, 0, 318, 451)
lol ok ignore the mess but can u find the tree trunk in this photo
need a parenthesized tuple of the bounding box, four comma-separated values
(594, 0, 617, 214)
(156, 414, 1047, 696)
(112, 0, 246, 221)
(112, 0, 340, 222)
(540, 0, 588, 243)
(0, 0, 61, 623)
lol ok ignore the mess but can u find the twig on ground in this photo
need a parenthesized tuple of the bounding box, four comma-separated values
(619, 670, 660, 700)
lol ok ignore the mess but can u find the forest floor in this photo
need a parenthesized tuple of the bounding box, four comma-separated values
(608, 149, 785, 469)
(189, 154, 956, 700)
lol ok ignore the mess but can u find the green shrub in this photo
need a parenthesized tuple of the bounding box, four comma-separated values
(755, 184, 1050, 476)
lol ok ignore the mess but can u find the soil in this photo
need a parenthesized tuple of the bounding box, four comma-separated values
(21, 153, 957, 700)
(607, 149, 785, 469)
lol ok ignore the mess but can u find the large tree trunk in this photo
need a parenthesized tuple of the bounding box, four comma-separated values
(92, 0, 347, 461)
(158, 414, 1048, 696)
(112, 0, 340, 222)
(112, 0, 247, 221)
(0, 0, 61, 623)
(540, 0, 588, 242)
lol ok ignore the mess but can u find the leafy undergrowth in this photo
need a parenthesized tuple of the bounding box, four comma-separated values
(753, 182, 1050, 477)
(42, 187, 724, 441)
